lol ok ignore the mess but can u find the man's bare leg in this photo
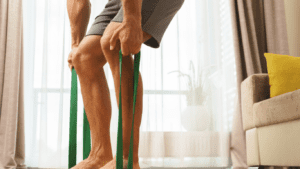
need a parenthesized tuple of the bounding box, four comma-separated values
(71, 35, 115, 169)
(99, 21, 152, 169)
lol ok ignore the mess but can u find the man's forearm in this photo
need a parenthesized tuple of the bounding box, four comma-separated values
(122, 0, 142, 23)
(67, 0, 91, 49)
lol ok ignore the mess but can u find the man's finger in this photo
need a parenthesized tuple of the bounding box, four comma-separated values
(121, 38, 130, 57)
(110, 30, 118, 50)
(120, 40, 126, 57)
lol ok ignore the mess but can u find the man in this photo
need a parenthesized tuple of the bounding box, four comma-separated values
(67, 0, 184, 168)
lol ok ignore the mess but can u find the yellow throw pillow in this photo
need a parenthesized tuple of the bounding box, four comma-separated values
(264, 53, 300, 98)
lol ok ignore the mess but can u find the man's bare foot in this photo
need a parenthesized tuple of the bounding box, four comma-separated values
(70, 154, 112, 169)
(99, 155, 140, 169)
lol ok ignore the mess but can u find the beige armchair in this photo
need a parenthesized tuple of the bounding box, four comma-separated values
(241, 73, 300, 167)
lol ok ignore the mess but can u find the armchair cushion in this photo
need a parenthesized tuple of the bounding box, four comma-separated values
(264, 53, 300, 98)
(253, 88, 300, 128)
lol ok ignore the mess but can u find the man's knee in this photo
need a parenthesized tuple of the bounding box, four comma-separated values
(72, 46, 103, 72)
(71, 47, 81, 65)
(100, 33, 122, 71)
(100, 36, 109, 53)
(72, 48, 87, 68)
(100, 34, 119, 55)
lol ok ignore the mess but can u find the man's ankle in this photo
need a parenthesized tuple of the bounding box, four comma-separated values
(94, 153, 113, 162)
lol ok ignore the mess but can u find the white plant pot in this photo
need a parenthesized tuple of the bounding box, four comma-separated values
(181, 105, 210, 131)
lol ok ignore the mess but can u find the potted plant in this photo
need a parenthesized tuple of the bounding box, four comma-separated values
(168, 60, 211, 131)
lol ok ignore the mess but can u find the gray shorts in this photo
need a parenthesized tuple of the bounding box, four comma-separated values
(85, 0, 184, 48)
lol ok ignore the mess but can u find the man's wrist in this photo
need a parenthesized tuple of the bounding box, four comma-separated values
(122, 0, 142, 22)
(124, 15, 142, 25)
(71, 44, 79, 50)
(71, 38, 80, 48)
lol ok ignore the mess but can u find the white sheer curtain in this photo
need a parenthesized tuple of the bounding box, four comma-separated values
(23, 0, 237, 168)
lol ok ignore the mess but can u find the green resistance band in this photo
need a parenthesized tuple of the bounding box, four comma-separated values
(68, 49, 141, 169)
(68, 61, 91, 169)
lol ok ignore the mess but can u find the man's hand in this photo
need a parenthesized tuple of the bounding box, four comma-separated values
(68, 46, 79, 72)
(109, 16, 143, 57)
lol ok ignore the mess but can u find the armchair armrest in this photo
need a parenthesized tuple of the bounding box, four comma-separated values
(241, 73, 270, 131)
